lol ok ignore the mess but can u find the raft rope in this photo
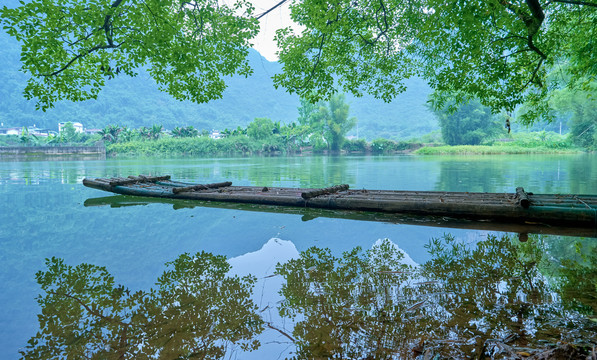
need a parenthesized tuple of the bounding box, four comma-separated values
(575, 195, 597, 227)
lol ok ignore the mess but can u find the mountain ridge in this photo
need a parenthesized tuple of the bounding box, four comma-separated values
(0, 29, 438, 140)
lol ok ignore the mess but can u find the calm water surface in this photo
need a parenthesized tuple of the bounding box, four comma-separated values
(1, 154, 596, 359)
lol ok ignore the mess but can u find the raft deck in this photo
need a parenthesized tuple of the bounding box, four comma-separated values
(82, 175, 597, 228)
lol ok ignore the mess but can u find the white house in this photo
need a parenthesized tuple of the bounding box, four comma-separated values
(209, 130, 223, 140)
(58, 122, 84, 133)
(28, 127, 55, 137)
(0, 127, 21, 136)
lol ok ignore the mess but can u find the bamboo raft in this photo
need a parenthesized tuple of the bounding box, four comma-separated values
(82, 175, 597, 229)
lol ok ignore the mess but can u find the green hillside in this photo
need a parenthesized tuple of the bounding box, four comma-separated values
(0, 28, 437, 140)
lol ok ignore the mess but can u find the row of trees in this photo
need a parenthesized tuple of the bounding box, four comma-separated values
(98, 94, 358, 153)
(98, 124, 166, 143)
(430, 72, 596, 149)
(11, 122, 93, 145)
(8, 90, 591, 152)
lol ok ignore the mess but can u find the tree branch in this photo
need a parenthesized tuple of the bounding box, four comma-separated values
(42, 42, 121, 77)
(265, 322, 296, 342)
(41, 0, 127, 77)
(305, 33, 326, 85)
(497, 0, 547, 90)
(548, 0, 597, 6)
(53, 291, 131, 327)
(104, 0, 126, 46)
(519, 57, 545, 91)
(256, 0, 290, 20)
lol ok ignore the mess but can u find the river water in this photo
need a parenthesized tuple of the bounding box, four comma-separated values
(1, 154, 596, 359)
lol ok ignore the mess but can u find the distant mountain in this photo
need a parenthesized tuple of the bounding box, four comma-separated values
(0, 28, 438, 140)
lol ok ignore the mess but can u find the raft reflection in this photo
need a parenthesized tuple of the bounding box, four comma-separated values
(23, 235, 596, 359)
(84, 195, 597, 238)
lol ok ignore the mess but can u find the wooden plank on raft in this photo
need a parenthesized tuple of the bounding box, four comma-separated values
(109, 175, 171, 186)
(172, 181, 232, 194)
(516, 187, 530, 208)
(301, 184, 349, 200)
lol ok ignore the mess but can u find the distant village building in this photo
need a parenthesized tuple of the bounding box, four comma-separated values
(28, 126, 55, 137)
(85, 128, 101, 135)
(58, 122, 84, 133)
(0, 127, 21, 136)
(209, 130, 223, 140)
(0, 126, 55, 137)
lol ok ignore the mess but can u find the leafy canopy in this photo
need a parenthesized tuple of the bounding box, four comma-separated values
(274, 0, 597, 124)
(0, 0, 259, 110)
(1, 0, 595, 124)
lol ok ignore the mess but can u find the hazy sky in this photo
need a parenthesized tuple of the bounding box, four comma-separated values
(252, 0, 294, 61)
(220, 0, 295, 61)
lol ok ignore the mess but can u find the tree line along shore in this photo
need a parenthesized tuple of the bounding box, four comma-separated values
(1, 94, 589, 157)
(0, 124, 580, 158)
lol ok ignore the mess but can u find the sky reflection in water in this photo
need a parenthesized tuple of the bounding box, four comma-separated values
(20, 235, 597, 359)
(1, 154, 596, 358)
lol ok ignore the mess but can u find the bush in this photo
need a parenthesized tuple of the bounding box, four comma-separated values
(247, 117, 275, 140)
(0, 135, 20, 146)
(106, 134, 293, 157)
(488, 131, 573, 150)
(371, 138, 398, 154)
(308, 133, 328, 153)
(342, 139, 368, 152)
(414, 144, 579, 155)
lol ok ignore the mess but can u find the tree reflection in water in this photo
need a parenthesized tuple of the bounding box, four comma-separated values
(23, 235, 596, 359)
(21, 252, 263, 359)
(276, 235, 597, 359)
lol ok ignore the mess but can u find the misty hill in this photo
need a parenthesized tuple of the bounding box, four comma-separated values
(0, 29, 438, 140)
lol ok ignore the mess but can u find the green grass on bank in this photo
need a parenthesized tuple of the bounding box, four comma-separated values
(106, 136, 292, 157)
(414, 132, 582, 155)
(103, 130, 585, 157)
(414, 145, 581, 155)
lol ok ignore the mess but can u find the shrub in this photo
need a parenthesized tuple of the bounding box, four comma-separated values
(371, 138, 397, 154)
(342, 139, 368, 152)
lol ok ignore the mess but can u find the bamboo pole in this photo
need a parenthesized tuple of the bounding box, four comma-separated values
(109, 175, 171, 186)
(172, 181, 232, 194)
(516, 187, 530, 208)
(301, 184, 350, 199)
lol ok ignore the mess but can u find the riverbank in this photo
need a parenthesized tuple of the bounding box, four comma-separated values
(105, 140, 581, 157)
(93, 131, 584, 157)
(414, 144, 582, 155)
(414, 132, 582, 155)
(0, 145, 106, 157)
